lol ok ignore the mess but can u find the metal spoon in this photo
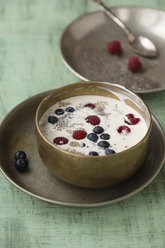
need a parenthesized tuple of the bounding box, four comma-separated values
(92, 0, 157, 58)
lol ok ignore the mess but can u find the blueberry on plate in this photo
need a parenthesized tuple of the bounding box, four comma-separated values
(65, 107, 75, 113)
(87, 133, 98, 142)
(100, 133, 110, 140)
(105, 149, 116, 155)
(14, 151, 26, 160)
(55, 109, 64, 115)
(93, 126, 104, 134)
(15, 158, 28, 172)
(89, 151, 99, 156)
(48, 116, 58, 124)
(98, 141, 110, 148)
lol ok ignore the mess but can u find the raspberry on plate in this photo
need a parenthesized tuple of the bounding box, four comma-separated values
(73, 130, 87, 140)
(128, 56, 142, 72)
(86, 115, 100, 125)
(84, 103, 95, 109)
(124, 113, 140, 125)
(117, 125, 131, 134)
(107, 40, 122, 55)
(54, 137, 69, 145)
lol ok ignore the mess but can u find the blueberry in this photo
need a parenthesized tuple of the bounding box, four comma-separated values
(87, 133, 98, 142)
(65, 107, 75, 113)
(105, 149, 116, 155)
(93, 126, 104, 134)
(98, 141, 110, 148)
(55, 109, 64, 115)
(15, 151, 26, 160)
(100, 133, 110, 140)
(89, 151, 99, 156)
(15, 158, 28, 172)
(48, 116, 58, 124)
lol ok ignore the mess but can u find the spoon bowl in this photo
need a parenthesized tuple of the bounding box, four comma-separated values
(130, 36, 157, 57)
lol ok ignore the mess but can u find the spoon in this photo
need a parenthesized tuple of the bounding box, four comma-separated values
(92, 0, 157, 58)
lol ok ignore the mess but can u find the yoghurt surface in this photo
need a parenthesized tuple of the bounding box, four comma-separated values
(39, 95, 148, 156)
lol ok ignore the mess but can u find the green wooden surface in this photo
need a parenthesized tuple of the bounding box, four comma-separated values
(0, 1, 165, 247)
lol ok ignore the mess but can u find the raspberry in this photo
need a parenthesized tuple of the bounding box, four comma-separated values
(86, 115, 100, 125)
(54, 137, 68, 145)
(73, 130, 87, 140)
(117, 125, 131, 134)
(124, 113, 140, 125)
(125, 113, 134, 119)
(128, 56, 142, 72)
(84, 103, 95, 109)
(107, 40, 122, 55)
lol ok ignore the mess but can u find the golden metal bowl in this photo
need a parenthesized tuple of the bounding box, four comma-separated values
(35, 81, 152, 189)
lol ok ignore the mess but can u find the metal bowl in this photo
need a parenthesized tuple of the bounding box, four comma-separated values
(60, 6, 165, 93)
(35, 81, 152, 188)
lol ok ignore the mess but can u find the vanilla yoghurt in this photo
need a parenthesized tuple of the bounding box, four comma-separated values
(39, 95, 148, 156)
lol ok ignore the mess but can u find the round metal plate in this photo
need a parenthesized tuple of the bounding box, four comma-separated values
(60, 6, 165, 93)
(0, 91, 165, 207)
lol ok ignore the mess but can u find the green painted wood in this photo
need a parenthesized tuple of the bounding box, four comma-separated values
(0, 1, 165, 247)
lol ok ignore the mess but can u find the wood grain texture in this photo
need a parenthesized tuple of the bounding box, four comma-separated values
(0, 0, 165, 247)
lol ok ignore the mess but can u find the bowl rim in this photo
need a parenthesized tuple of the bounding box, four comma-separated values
(35, 81, 152, 158)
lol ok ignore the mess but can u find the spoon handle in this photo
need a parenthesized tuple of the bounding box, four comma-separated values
(92, 0, 135, 42)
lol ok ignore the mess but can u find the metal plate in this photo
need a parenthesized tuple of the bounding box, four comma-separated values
(60, 6, 165, 93)
(0, 91, 165, 207)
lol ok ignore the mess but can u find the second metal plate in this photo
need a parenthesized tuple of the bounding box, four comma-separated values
(60, 6, 165, 93)
(0, 91, 165, 207)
